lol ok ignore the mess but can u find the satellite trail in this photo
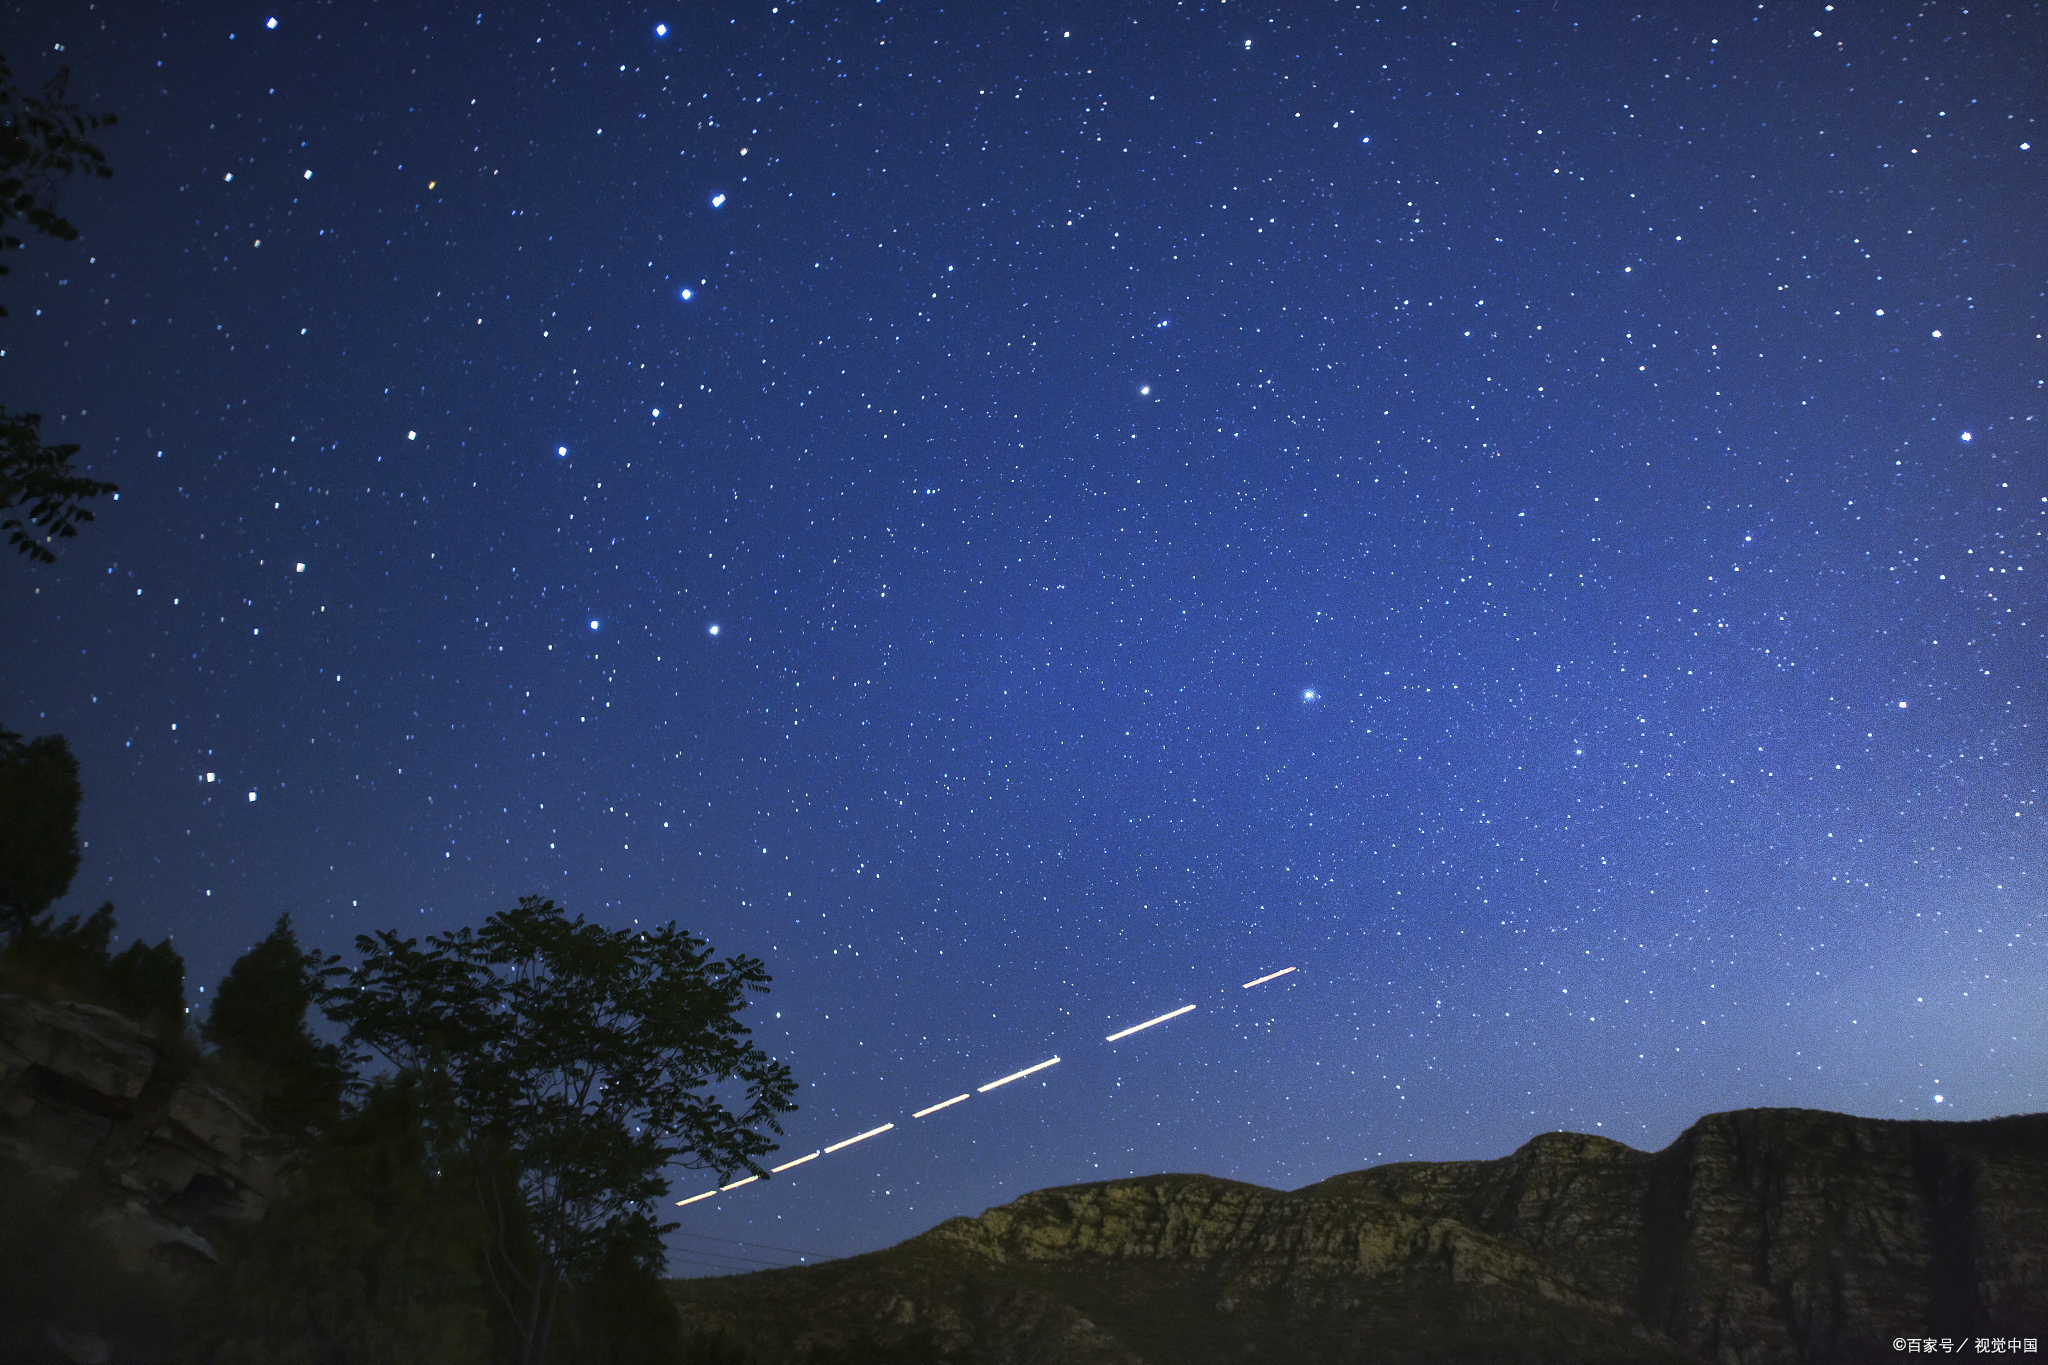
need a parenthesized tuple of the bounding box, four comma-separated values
(676, 966, 1299, 1207)
(1105, 1003, 1196, 1042)
(976, 1055, 1062, 1092)
(823, 1123, 895, 1154)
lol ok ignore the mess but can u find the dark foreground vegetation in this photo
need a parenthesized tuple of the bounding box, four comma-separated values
(1, 726, 799, 1365)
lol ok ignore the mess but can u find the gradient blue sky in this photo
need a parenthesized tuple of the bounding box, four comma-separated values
(2, 0, 2041, 1277)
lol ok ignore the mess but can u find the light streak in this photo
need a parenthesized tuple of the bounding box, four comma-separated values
(977, 1056, 1061, 1092)
(1105, 1003, 1196, 1042)
(679, 965, 1313, 1210)
(823, 1123, 894, 1154)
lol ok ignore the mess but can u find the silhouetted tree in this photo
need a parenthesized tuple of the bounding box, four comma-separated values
(2, 54, 119, 562)
(0, 726, 81, 933)
(0, 728, 185, 1026)
(203, 914, 351, 1137)
(1, 407, 118, 562)
(320, 896, 798, 1365)
(0, 897, 187, 1027)
(188, 1075, 496, 1365)
(105, 930, 184, 1022)
(1, 54, 114, 277)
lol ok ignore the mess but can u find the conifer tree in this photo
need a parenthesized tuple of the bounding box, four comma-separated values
(204, 914, 350, 1135)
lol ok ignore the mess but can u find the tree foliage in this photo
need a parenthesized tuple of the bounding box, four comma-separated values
(105, 926, 186, 1023)
(1, 53, 115, 277)
(0, 729, 184, 1027)
(1, 54, 119, 562)
(0, 898, 187, 1028)
(319, 896, 798, 1365)
(0, 726, 81, 932)
(203, 913, 352, 1137)
(0, 407, 118, 562)
(188, 1076, 497, 1365)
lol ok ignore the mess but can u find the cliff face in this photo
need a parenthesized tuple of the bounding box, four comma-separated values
(667, 1108, 2048, 1365)
(1313, 1109, 2048, 1363)
(0, 991, 275, 1279)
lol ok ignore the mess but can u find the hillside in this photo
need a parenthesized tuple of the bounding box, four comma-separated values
(667, 1107, 2048, 1365)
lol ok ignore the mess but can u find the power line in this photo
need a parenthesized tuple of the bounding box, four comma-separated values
(672, 1229, 832, 1260)
(671, 1252, 781, 1276)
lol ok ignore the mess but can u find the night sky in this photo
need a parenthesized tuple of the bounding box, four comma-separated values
(4, 0, 2042, 1278)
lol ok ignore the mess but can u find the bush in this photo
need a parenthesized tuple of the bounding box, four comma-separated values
(805, 1330, 973, 1365)
(679, 1330, 759, 1365)
(547, 1244, 690, 1365)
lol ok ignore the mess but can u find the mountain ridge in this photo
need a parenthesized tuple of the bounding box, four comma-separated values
(667, 1106, 2048, 1365)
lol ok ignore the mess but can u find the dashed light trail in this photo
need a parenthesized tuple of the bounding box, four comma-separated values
(675, 965, 1300, 1208)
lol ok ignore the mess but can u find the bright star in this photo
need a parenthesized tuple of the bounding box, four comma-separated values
(708, 623, 721, 636)
(1960, 431, 1972, 442)
(1302, 689, 1318, 702)
(710, 193, 726, 208)
(654, 23, 668, 37)
(557, 445, 568, 456)
(590, 620, 601, 631)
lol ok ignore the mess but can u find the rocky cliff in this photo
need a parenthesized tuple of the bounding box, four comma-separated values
(1, 990, 277, 1359)
(667, 1108, 2048, 1365)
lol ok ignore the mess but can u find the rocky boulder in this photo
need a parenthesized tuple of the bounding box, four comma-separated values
(0, 991, 276, 1279)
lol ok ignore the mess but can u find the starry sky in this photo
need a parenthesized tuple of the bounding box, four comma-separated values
(3, 0, 2042, 1278)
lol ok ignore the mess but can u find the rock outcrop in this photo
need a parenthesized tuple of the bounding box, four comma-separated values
(0, 991, 275, 1279)
(667, 1108, 2048, 1365)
